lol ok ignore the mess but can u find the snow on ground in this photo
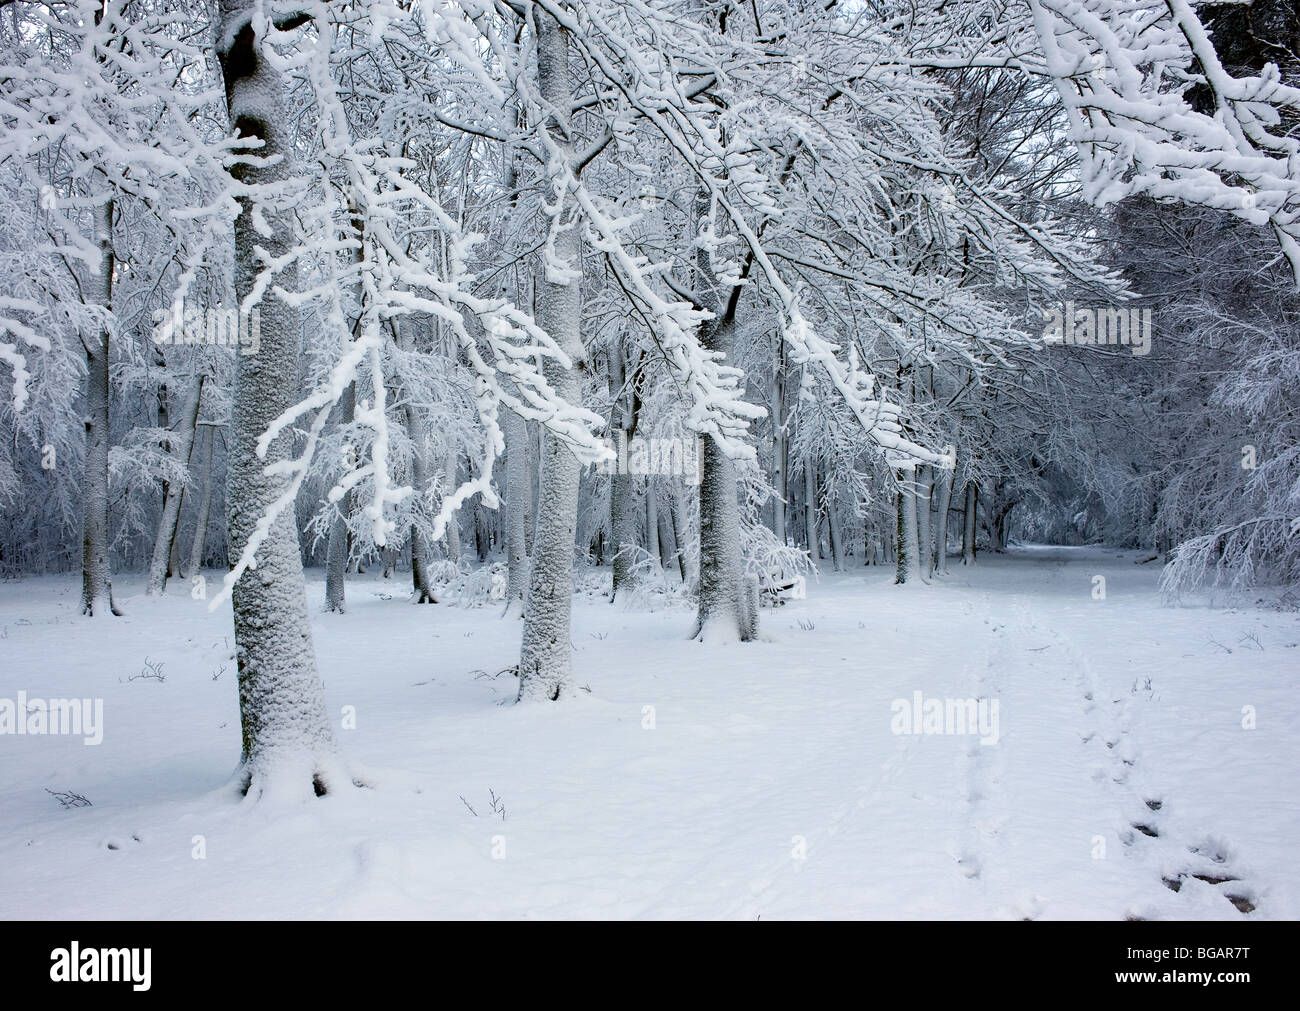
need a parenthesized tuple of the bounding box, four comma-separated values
(1, 546, 1296, 920)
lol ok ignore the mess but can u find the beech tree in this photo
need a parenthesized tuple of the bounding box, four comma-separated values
(2, 0, 1298, 793)
(215, 0, 343, 799)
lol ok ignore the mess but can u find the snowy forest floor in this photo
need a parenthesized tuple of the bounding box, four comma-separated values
(1, 545, 1297, 920)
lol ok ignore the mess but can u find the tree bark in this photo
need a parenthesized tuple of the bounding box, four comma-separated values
(79, 195, 119, 617)
(442, 445, 461, 563)
(611, 468, 639, 596)
(770, 347, 786, 544)
(895, 466, 924, 584)
(988, 489, 1016, 552)
(691, 216, 752, 641)
(147, 374, 205, 594)
(803, 457, 818, 559)
(324, 381, 355, 613)
(645, 483, 661, 571)
(827, 495, 845, 571)
(168, 519, 184, 578)
(474, 500, 489, 562)
(962, 480, 978, 566)
(934, 460, 954, 575)
(518, 10, 585, 701)
(501, 406, 530, 616)
(186, 425, 216, 578)
(668, 489, 687, 582)
(610, 343, 642, 601)
(406, 403, 437, 604)
(695, 417, 751, 640)
(218, 0, 340, 798)
(916, 463, 934, 580)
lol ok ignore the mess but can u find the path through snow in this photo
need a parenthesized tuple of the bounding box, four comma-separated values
(1, 545, 1295, 919)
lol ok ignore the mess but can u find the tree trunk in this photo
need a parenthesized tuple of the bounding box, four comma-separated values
(518, 10, 585, 702)
(80, 195, 118, 617)
(690, 211, 752, 641)
(962, 480, 978, 566)
(218, 0, 341, 799)
(406, 404, 437, 604)
(410, 527, 436, 601)
(989, 494, 1016, 552)
(895, 466, 924, 584)
(610, 340, 645, 600)
(611, 466, 639, 598)
(668, 489, 687, 582)
(645, 483, 661, 572)
(827, 496, 845, 571)
(442, 445, 461, 563)
(934, 461, 954, 575)
(168, 520, 184, 578)
(324, 381, 355, 613)
(656, 486, 680, 575)
(474, 501, 489, 562)
(186, 425, 216, 577)
(695, 422, 752, 640)
(916, 464, 934, 580)
(528, 419, 541, 555)
(147, 374, 204, 594)
(502, 406, 530, 617)
(770, 351, 786, 544)
(803, 458, 818, 559)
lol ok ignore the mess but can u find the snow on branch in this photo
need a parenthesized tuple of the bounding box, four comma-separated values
(529, 0, 953, 467)
(0, 0, 234, 411)
(0, 297, 47, 413)
(1028, 0, 1300, 282)
(211, 1, 614, 610)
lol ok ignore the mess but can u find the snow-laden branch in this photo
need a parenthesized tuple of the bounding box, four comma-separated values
(211, 1, 615, 610)
(524, 0, 956, 466)
(1028, 0, 1300, 282)
(0, 297, 47, 412)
